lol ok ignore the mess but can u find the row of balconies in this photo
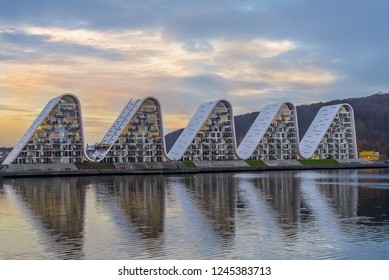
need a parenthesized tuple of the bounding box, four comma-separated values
(182, 155, 235, 161)
(16, 156, 83, 164)
(261, 138, 296, 144)
(117, 138, 163, 145)
(142, 107, 158, 114)
(214, 110, 228, 115)
(107, 150, 164, 157)
(112, 144, 164, 150)
(104, 156, 165, 163)
(317, 143, 355, 149)
(59, 104, 76, 111)
(316, 150, 356, 155)
(19, 150, 83, 158)
(270, 120, 295, 127)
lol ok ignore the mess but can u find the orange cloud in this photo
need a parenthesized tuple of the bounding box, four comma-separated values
(0, 26, 337, 147)
(161, 114, 190, 133)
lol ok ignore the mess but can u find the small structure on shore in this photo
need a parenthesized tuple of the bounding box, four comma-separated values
(359, 151, 380, 162)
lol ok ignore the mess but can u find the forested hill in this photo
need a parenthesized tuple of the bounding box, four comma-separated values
(165, 93, 389, 156)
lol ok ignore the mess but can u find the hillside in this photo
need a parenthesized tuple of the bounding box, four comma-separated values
(165, 93, 389, 156)
(298, 93, 389, 156)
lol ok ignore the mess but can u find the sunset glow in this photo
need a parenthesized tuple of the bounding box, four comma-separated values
(1, 1, 388, 146)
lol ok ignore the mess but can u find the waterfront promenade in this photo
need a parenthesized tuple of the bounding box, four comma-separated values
(0, 158, 383, 178)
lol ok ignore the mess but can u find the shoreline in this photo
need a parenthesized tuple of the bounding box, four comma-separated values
(1, 160, 388, 179)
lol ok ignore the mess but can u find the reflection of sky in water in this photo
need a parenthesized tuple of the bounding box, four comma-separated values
(0, 186, 54, 259)
(1, 169, 389, 259)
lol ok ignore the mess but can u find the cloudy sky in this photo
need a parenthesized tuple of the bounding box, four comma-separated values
(1, 0, 388, 146)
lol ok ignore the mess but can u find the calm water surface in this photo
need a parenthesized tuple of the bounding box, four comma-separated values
(1, 169, 389, 260)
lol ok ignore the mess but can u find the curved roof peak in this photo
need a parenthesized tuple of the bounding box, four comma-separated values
(2, 93, 86, 165)
(236, 102, 298, 160)
(299, 103, 356, 159)
(89, 96, 165, 162)
(167, 99, 235, 161)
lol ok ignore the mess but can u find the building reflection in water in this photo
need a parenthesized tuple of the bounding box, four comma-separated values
(105, 175, 165, 239)
(2, 169, 389, 260)
(315, 170, 359, 218)
(310, 169, 389, 224)
(183, 173, 237, 241)
(354, 169, 389, 224)
(250, 171, 301, 226)
(235, 171, 313, 244)
(235, 169, 381, 244)
(11, 177, 85, 259)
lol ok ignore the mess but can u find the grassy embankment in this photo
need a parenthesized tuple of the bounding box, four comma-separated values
(245, 160, 267, 167)
(183, 161, 197, 168)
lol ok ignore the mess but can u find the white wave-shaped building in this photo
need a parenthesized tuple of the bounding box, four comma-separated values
(167, 100, 236, 161)
(236, 102, 300, 160)
(299, 104, 358, 159)
(89, 97, 167, 163)
(2, 94, 86, 165)
(1, 94, 358, 165)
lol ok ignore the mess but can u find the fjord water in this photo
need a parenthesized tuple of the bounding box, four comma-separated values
(1, 169, 389, 260)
